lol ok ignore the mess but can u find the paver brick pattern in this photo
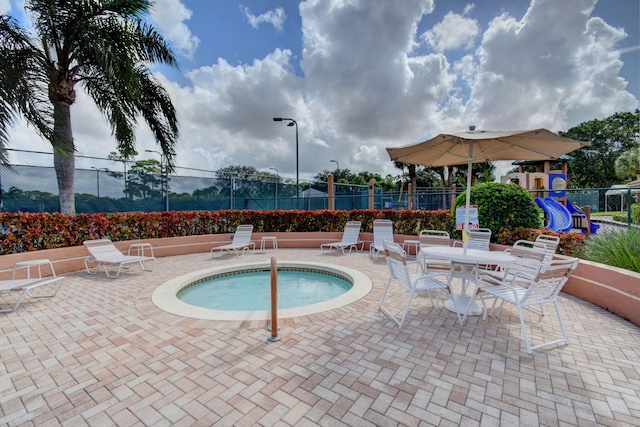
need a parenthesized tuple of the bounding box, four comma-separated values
(1, 249, 639, 426)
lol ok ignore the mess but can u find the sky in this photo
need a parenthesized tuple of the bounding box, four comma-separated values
(2, 0, 639, 182)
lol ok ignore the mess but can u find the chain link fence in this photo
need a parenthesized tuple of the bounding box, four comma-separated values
(1, 150, 638, 227)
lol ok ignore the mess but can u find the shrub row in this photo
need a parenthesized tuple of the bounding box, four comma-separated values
(612, 203, 640, 224)
(0, 210, 584, 255)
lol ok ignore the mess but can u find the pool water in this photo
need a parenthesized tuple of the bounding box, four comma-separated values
(178, 270, 352, 311)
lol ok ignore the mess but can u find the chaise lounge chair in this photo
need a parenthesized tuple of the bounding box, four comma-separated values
(0, 276, 65, 313)
(369, 219, 394, 261)
(320, 221, 364, 255)
(211, 225, 256, 258)
(84, 239, 156, 278)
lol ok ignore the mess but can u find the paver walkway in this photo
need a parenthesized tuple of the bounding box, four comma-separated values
(1, 249, 639, 426)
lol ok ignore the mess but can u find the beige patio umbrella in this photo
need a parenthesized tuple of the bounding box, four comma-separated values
(386, 128, 590, 244)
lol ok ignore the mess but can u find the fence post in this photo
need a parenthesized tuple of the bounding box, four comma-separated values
(328, 174, 335, 210)
(584, 206, 591, 237)
(368, 180, 374, 210)
(407, 183, 413, 210)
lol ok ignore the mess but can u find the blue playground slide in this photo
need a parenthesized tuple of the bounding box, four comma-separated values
(534, 197, 573, 232)
(566, 199, 600, 234)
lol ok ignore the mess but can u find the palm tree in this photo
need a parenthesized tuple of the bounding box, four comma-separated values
(0, 0, 179, 214)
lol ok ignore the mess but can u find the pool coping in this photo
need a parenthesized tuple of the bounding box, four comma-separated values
(151, 260, 373, 321)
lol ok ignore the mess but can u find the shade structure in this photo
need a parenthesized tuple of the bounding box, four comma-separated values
(386, 128, 590, 247)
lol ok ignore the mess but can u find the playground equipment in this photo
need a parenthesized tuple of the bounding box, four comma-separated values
(535, 198, 573, 232)
(567, 200, 600, 234)
(503, 156, 598, 234)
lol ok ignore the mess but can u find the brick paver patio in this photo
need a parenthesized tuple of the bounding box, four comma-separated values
(1, 249, 639, 426)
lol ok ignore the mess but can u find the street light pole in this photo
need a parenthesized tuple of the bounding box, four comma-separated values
(273, 117, 299, 200)
(330, 159, 339, 174)
(145, 149, 168, 212)
(269, 167, 279, 209)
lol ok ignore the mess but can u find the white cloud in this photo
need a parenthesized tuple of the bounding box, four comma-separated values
(240, 6, 286, 32)
(423, 11, 480, 52)
(3, 0, 639, 185)
(150, 0, 200, 59)
(469, 0, 637, 131)
(0, 0, 11, 14)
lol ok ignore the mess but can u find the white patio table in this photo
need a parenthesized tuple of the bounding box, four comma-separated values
(419, 246, 516, 317)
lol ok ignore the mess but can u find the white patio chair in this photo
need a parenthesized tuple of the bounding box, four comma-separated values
(0, 276, 65, 313)
(320, 221, 364, 255)
(417, 229, 451, 273)
(477, 257, 579, 354)
(369, 219, 394, 261)
(379, 241, 467, 328)
(535, 234, 561, 268)
(84, 239, 156, 278)
(486, 239, 547, 282)
(453, 228, 492, 251)
(211, 225, 256, 258)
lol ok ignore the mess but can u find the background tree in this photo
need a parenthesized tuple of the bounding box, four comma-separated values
(0, 1, 179, 214)
(125, 159, 163, 199)
(615, 148, 640, 182)
(560, 110, 640, 188)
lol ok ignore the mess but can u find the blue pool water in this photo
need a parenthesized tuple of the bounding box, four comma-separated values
(178, 269, 352, 311)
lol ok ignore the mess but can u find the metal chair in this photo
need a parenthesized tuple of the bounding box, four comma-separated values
(487, 239, 547, 282)
(454, 228, 492, 251)
(417, 230, 451, 273)
(535, 234, 561, 268)
(369, 219, 394, 261)
(379, 241, 467, 328)
(320, 221, 364, 255)
(477, 258, 579, 354)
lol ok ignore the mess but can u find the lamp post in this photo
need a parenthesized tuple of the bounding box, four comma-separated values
(145, 149, 169, 211)
(272, 117, 298, 200)
(269, 167, 279, 209)
(330, 159, 339, 175)
(91, 167, 108, 198)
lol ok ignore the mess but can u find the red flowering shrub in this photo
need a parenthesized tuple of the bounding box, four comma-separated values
(0, 210, 583, 255)
(493, 227, 586, 256)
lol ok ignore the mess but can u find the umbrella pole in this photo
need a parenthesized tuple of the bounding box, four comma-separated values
(463, 142, 473, 253)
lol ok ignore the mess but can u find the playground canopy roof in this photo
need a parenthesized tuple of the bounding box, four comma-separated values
(605, 184, 640, 196)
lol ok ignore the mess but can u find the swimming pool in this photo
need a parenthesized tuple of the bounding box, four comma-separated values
(152, 261, 373, 321)
(178, 268, 352, 311)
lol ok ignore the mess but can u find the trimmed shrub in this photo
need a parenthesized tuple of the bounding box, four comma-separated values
(0, 209, 585, 256)
(452, 182, 542, 235)
(612, 204, 640, 224)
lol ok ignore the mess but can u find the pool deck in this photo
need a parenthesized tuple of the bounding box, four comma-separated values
(1, 249, 639, 426)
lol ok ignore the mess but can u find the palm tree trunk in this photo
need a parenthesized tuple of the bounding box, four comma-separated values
(52, 102, 75, 215)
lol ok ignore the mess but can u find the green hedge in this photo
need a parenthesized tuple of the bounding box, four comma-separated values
(612, 203, 640, 224)
(0, 210, 584, 255)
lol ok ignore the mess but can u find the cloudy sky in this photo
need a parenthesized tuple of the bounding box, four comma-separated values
(2, 0, 639, 181)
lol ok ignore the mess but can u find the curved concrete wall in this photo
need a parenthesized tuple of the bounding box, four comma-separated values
(1, 233, 638, 326)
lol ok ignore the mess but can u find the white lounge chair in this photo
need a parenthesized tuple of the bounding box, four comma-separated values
(379, 241, 465, 328)
(84, 239, 155, 278)
(0, 276, 65, 313)
(320, 221, 364, 255)
(369, 219, 394, 261)
(211, 225, 256, 258)
(478, 258, 579, 354)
